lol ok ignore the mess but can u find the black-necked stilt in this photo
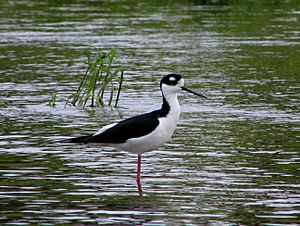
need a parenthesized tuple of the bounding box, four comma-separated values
(64, 74, 206, 192)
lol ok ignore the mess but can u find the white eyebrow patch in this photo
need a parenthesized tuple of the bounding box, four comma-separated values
(169, 77, 176, 81)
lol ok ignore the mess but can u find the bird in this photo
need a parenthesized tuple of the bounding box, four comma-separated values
(64, 74, 206, 193)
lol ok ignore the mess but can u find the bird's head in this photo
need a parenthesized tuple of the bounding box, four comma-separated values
(160, 74, 206, 98)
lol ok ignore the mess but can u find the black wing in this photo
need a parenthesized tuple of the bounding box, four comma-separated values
(65, 110, 160, 144)
(87, 111, 160, 143)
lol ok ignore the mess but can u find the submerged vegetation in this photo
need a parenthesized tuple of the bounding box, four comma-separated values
(47, 93, 57, 107)
(66, 48, 124, 108)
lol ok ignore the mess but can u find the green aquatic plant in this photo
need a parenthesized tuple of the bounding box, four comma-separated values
(67, 48, 124, 108)
(47, 93, 57, 107)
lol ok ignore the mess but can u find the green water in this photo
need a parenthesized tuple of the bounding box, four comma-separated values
(0, 0, 299, 225)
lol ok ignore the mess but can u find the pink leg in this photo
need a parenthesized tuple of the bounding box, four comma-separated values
(137, 154, 142, 194)
(137, 154, 142, 182)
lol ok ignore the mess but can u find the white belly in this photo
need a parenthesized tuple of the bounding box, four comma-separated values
(112, 116, 178, 154)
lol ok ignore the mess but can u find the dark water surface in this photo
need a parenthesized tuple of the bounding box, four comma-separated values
(0, 0, 300, 225)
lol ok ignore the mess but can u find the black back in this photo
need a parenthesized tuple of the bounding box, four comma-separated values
(86, 110, 161, 143)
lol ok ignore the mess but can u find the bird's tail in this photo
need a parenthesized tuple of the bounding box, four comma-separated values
(62, 135, 92, 143)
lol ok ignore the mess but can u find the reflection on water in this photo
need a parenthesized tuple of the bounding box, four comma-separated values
(0, 0, 300, 224)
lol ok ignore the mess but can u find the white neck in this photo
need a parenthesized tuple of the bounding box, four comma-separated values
(163, 91, 181, 122)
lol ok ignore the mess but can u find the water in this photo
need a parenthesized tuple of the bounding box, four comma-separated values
(1, 0, 300, 224)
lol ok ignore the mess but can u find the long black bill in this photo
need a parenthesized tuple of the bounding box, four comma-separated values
(182, 86, 207, 98)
